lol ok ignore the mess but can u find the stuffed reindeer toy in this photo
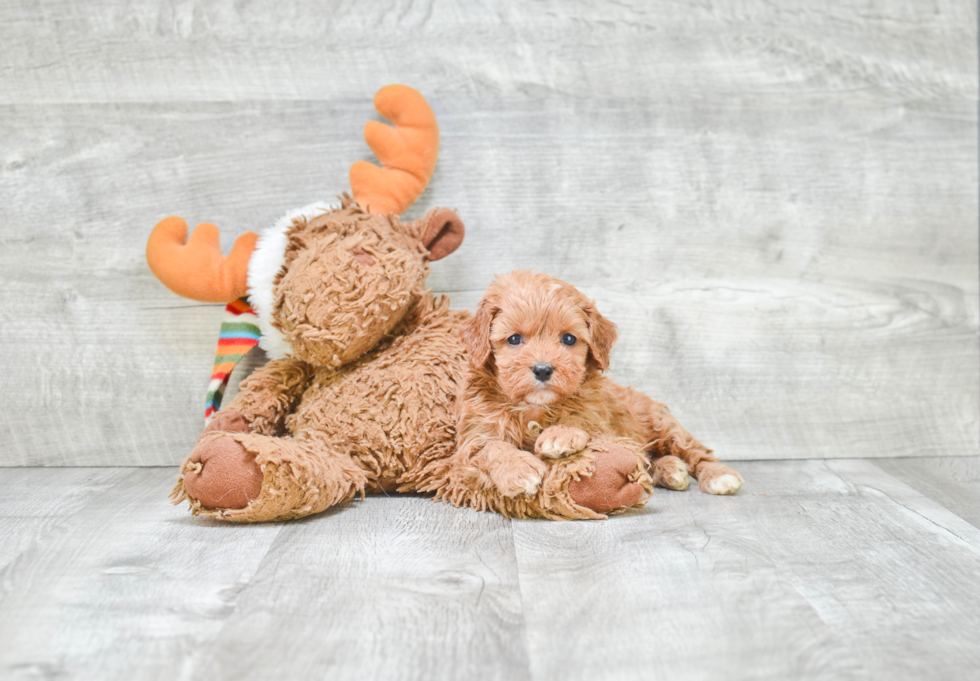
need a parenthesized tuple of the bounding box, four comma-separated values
(147, 85, 651, 522)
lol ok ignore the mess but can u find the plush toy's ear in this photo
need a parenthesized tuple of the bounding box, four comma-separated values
(584, 302, 618, 372)
(458, 296, 497, 369)
(422, 208, 465, 261)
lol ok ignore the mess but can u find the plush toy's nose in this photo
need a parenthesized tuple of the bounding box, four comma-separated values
(532, 363, 554, 382)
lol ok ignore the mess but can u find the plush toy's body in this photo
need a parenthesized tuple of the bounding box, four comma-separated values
(173, 202, 472, 522)
(241, 292, 465, 497)
(150, 86, 645, 522)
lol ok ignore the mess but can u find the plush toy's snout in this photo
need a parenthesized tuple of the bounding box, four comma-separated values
(271, 219, 428, 368)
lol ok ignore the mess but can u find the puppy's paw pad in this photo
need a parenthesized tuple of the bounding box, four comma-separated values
(535, 426, 590, 459)
(516, 474, 542, 497)
(651, 455, 690, 490)
(704, 473, 742, 495)
(491, 455, 547, 498)
(662, 466, 690, 491)
(695, 462, 743, 496)
(499, 469, 543, 497)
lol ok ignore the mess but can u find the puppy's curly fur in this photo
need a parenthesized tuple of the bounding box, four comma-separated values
(452, 270, 743, 506)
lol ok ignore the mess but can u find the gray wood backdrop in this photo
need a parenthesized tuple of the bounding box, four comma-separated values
(1, 0, 976, 466)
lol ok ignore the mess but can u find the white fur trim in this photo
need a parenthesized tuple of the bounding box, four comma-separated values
(246, 200, 337, 359)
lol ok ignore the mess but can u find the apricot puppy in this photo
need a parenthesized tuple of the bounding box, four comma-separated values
(455, 270, 743, 504)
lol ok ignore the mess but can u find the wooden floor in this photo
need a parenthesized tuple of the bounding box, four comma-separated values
(2, 458, 979, 680)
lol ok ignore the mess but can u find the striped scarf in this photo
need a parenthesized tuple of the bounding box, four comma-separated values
(205, 297, 261, 423)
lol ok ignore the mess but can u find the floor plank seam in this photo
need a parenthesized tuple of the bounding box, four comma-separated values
(509, 519, 539, 681)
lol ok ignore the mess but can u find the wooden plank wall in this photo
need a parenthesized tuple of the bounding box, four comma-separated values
(0, 0, 976, 466)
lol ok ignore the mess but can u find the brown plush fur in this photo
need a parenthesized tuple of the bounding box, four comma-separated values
(170, 202, 637, 522)
(170, 199, 469, 521)
(435, 271, 743, 517)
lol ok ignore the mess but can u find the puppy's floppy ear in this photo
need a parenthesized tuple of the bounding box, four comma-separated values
(458, 296, 497, 369)
(584, 302, 617, 372)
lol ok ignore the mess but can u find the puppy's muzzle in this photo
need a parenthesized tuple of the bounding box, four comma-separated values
(532, 363, 554, 382)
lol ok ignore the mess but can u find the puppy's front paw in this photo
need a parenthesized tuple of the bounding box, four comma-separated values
(535, 425, 590, 459)
(490, 455, 548, 497)
(696, 462, 743, 495)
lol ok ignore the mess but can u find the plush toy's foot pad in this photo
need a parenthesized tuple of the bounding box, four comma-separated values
(650, 455, 690, 490)
(183, 435, 263, 510)
(696, 461, 744, 495)
(568, 445, 646, 514)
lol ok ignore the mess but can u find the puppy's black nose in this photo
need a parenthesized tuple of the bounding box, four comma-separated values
(532, 363, 554, 382)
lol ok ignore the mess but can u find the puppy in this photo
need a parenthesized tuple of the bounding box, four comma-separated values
(454, 270, 743, 505)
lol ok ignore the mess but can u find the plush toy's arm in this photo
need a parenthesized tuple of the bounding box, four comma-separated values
(224, 357, 314, 436)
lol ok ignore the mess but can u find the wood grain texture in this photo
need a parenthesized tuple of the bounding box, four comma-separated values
(512, 459, 980, 681)
(873, 455, 980, 528)
(0, 1, 973, 105)
(189, 496, 530, 681)
(2, 459, 980, 679)
(0, 0, 976, 465)
(0, 468, 286, 680)
(0, 467, 131, 570)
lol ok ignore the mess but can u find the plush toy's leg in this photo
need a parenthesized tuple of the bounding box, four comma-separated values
(563, 443, 650, 515)
(171, 412, 367, 522)
(166, 410, 260, 510)
(429, 438, 651, 520)
(182, 429, 263, 510)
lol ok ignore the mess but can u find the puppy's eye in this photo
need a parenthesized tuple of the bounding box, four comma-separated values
(561, 333, 577, 347)
(507, 334, 523, 346)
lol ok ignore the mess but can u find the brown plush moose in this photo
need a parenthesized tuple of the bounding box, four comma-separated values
(147, 85, 650, 522)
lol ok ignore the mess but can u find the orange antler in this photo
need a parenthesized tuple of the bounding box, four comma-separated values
(146, 217, 258, 303)
(350, 84, 439, 216)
